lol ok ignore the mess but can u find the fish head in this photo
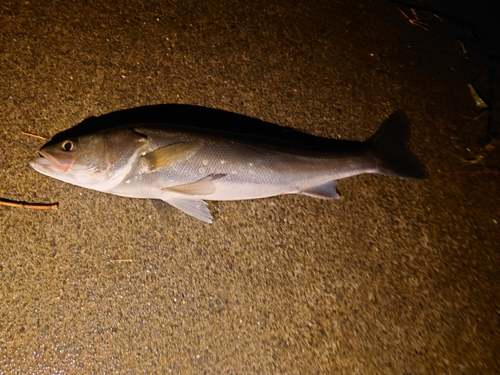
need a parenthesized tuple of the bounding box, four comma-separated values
(29, 129, 148, 191)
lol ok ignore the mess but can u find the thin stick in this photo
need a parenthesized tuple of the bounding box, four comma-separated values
(21, 131, 47, 140)
(397, 7, 429, 30)
(110, 259, 133, 263)
(0, 198, 58, 210)
(438, 169, 500, 175)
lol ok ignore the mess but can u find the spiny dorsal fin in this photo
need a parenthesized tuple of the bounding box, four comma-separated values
(162, 174, 226, 196)
(143, 141, 202, 170)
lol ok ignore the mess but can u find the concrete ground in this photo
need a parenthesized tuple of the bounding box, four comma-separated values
(1, 0, 499, 373)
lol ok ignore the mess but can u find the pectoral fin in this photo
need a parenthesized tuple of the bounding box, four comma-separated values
(300, 181, 340, 199)
(161, 174, 225, 196)
(143, 141, 202, 170)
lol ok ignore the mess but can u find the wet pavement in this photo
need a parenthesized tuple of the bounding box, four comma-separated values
(1, 0, 499, 373)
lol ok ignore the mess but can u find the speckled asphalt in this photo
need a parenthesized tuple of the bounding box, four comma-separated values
(1, 0, 499, 373)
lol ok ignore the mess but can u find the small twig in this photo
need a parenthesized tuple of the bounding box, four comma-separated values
(445, 149, 486, 165)
(397, 7, 429, 30)
(457, 110, 488, 121)
(455, 39, 468, 55)
(467, 84, 489, 109)
(21, 131, 47, 140)
(0, 198, 58, 210)
(437, 168, 500, 174)
(410, 8, 419, 20)
(110, 259, 133, 263)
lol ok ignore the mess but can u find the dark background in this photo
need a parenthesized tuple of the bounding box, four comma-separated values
(1, 0, 499, 373)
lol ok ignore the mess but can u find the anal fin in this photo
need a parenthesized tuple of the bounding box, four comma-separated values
(300, 181, 340, 200)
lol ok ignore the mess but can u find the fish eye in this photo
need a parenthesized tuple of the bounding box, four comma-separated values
(62, 141, 74, 151)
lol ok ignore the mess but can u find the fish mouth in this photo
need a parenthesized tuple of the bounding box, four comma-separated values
(30, 150, 75, 173)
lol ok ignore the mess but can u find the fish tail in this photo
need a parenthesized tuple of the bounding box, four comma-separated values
(368, 111, 427, 179)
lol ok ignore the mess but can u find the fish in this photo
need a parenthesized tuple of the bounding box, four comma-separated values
(29, 111, 426, 223)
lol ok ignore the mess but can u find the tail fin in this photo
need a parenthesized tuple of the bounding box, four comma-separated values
(368, 111, 427, 179)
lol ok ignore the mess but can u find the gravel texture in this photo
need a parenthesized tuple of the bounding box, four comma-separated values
(1, 0, 499, 373)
